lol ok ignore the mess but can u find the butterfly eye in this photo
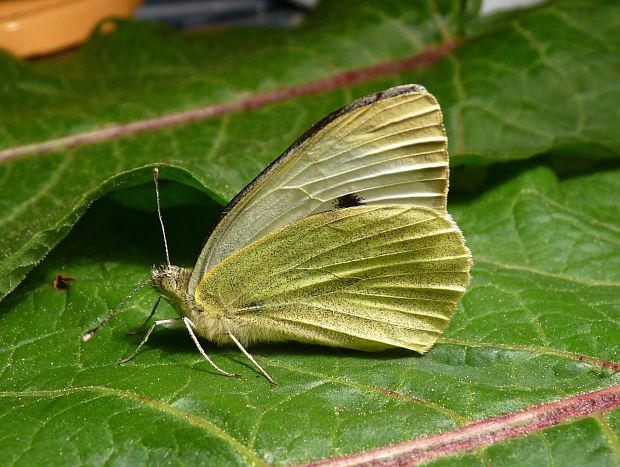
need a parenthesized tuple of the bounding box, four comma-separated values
(162, 276, 177, 292)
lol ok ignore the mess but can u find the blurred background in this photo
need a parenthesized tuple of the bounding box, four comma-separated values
(1, 0, 544, 59)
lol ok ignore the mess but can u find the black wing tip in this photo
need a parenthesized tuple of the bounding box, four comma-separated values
(360, 84, 429, 104)
(330, 84, 430, 121)
(287, 84, 432, 154)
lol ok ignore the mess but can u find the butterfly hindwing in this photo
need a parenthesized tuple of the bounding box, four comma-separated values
(194, 206, 471, 352)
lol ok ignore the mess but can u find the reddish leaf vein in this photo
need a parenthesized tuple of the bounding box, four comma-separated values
(0, 40, 459, 162)
(302, 383, 620, 466)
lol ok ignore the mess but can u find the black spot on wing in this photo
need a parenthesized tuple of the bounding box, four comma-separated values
(334, 193, 365, 209)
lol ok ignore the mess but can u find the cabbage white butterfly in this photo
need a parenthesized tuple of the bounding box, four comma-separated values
(84, 85, 472, 384)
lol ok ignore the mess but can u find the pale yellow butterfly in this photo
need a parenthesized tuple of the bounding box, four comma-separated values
(84, 84, 472, 384)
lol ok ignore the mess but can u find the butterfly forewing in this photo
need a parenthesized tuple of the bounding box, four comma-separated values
(194, 206, 471, 352)
(189, 85, 449, 293)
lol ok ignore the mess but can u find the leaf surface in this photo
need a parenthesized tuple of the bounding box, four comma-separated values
(1, 0, 620, 465)
(1, 165, 619, 465)
(1, 0, 620, 299)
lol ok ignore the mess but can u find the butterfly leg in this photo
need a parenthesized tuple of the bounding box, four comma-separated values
(118, 318, 183, 364)
(227, 332, 276, 386)
(183, 317, 238, 378)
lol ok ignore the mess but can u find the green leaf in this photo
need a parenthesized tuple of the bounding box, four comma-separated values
(2, 0, 620, 300)
(424, 0, 620, 163)
(1, 165, 618, 465)
(1, 0, 620, 464)
(451, 167, 620, 361)
(0, 0, 472, 150)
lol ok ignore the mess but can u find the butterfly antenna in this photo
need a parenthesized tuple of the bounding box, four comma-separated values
(82, 275, 152, 342)
(153, 168, 171, 267)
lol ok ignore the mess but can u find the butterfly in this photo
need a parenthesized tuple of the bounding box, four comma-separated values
(84, 84, 472, 384)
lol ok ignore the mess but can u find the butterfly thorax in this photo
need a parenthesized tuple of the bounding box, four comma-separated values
(151, 265, 197, 318)
(151, 264, 236, 345)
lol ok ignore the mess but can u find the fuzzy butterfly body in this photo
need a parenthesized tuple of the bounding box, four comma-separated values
(88, 84, 472, 383)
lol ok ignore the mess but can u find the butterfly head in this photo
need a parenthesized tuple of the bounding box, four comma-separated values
(151, 265, 193, 316)
(152, 265, 181, 292)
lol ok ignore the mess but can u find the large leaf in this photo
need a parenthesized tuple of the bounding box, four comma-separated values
(1, 0, 620, 465)
(1, 166, 618, 465)
(1, 0, 620, 300)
